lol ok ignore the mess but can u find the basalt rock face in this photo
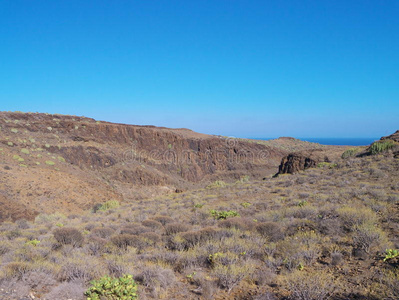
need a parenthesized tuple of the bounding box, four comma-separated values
(275, 149, 342, 176)
(277, 153, 318, 175)
(0, 111, 299, 222)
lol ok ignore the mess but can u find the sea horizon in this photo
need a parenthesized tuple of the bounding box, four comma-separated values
(251, 137, 378, 146)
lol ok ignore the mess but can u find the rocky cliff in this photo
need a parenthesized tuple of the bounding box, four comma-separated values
(0, 112, 303, 221)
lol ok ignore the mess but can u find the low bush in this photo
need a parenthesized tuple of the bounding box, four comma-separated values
(53, 227, 84, 247)
(352, 224, 386, 254)
(255, 222, 285, 242)
(141, 219, 163, 230)
(91, 227, 115, 239)
(207, 180, 227, 189)
(210, 210, 239, 220)
(111, 234, 139, 251)
(152, 215, 174, 225)
(286, 270, 336, 300)
(98, 200, 120, 211)
(341, 148, 359, 159)
(85, 274, 138, 300)
(219, 217, 251, 231)
(165, 222, 191, 235)
(180, 227, 218, 248)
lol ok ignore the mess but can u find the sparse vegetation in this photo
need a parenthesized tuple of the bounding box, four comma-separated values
(0, 112, 397, 299)
(369, 139, 397, 155)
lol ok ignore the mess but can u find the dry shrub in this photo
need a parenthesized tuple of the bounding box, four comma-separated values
(165, 222, 191, 235)
(330, 252, 343, 266)
(180, 227, 217, 248)
(211, 263, 250, 292)
(152, 215, 174, 225)
(53, 227, 84, 247)
(84, 236, 106, 256)
(254, 292, 277, 300)
(352, 224, 387, 254)
(337, 206, 377, 231)
(251, 266, 276, 286)
(142, 219, 163, 230)
(44, 281, 86, 300)
(188, 271, 215, 300)
(57, 261, 99, 282)
(106, 260, 128, 278)
(111, 234, 140, 250)
(120, 225, 150, 235)
(21, 271, 57, 292)
(318, 218, 343, 237)
(139, 232, 161, 245)
(286, 270, 336, 300)
(91, 227, 115, 239)
(286, 219, 317, 236)
(255, 222, 285, 242)
(134, 264, 176, 298)
(4, 262, 31, 279)
(0, 242, 11, 256)
(15, 219, 30, 229)
(218, 217, 252, 231)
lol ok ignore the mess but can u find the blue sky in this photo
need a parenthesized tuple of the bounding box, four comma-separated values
(0, 1, 398, 138)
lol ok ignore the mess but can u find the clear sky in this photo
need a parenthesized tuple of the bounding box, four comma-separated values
(1, 1, 398, 138)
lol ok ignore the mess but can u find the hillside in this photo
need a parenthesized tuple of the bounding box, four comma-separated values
(0, 130, 397, 299)
(0, 112, 344, 222)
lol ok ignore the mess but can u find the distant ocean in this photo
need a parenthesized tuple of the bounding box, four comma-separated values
(253, 137, 378, 146)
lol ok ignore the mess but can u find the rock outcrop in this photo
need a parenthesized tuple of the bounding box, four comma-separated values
(275, 148, 345, 176)
(381, 130, 399, 142)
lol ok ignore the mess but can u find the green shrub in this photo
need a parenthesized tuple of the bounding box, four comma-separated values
(240, 202, 251, 208)
(383, 249, 399, 262)
(210, 210, 239, 220)
(85, 274, 138, 300)
(99, 200, 120, 211)
(369, 139, 396, 155)
(207, 180, 227, 189)
(25, 239, 40, 246)
(13, 155, 24, 162)
(45, 160, 55, 166)
(341, 148, 359, 159)
(21, 148, 30, 154)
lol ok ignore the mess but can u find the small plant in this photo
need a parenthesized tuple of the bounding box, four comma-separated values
(210, 209, 239, 220)
(207, 180, 227, 189)
(341, 148, 358, 159)
(297, 200, 308, 207)
(240, 202, 251, 208)
(13, 155, 24, 162)
(186, 271, 197, 283)
(317, 162, 337, 168)
(297, 262, 305, 271)
(85, 274, 138, 300)
(383, 249, 399, 262)
(194, 203, 204, 208)
(25, 239, 40, 246)
(99, 200, 120, 211)
(369, 139, 396, 155)
(45, 160, 55, 165)
(236, 175, 250, 183)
